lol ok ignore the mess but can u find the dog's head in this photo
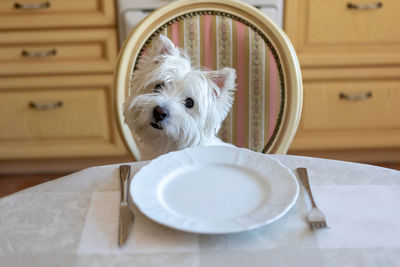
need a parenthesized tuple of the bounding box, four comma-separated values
(123, 35, 236, 154)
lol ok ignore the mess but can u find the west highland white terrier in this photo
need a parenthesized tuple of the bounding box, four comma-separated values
(123, 35, 236, 160)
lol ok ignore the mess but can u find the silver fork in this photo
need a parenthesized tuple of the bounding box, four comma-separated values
(296, 168, 328, 229)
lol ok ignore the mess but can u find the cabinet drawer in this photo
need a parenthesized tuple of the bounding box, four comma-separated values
(0, 29, 117, 76)
(0, 0, 115, 29)
(0, 88, 109, 141)
(0, 75, 125, 159)
(291, 80, 400, 150)
(306, 0, 400, 45)
(285, 0, 400, 69)
(301, 80, 400, 131)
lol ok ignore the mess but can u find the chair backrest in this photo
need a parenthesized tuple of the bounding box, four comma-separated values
(114, 0, 302, 161)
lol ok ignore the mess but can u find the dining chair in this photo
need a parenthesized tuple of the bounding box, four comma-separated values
(114, 0, 303, 161)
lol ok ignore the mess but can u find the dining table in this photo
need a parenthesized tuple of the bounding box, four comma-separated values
(1, 148, 399, 267)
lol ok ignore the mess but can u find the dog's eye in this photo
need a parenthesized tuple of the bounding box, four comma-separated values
(154, 83, 163, 92)
(184, 97, 194, 108)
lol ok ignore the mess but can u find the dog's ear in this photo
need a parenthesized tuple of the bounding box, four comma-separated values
(207, 68, 236, 121)
(207, 67, 236, 98)
(148, 34, 178, 58)
(158, 35, 177, 56)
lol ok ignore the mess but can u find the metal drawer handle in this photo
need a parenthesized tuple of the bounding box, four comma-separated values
(14, 1, 51, 9)
(339, 92, 373, 101)
(29, 101, 63, 110)
(21, 49, 57, 58)
(347, 2, 383, 10)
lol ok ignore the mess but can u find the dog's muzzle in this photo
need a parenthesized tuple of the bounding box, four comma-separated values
(150, 105, 169, 130)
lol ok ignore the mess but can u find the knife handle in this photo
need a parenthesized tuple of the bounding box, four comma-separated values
(120, 165, 131, 204)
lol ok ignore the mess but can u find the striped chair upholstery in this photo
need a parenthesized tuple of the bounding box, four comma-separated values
(115, 0, 302, 160)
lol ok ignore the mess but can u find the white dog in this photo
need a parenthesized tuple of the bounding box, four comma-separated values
(123, 35, 236, 160)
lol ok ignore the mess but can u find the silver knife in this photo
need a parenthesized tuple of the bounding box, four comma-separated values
(119, 165, 134, 246)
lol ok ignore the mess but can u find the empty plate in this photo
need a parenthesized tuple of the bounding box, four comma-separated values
(131, 146, 299, 234)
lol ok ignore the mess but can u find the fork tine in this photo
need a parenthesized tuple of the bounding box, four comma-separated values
(309, 221, 326, 229)
(316, 222, 327, 229)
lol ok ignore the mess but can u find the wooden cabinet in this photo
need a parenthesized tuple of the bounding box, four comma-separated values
(0, 29, 117, 75)
(0, 0, 127, 173)
(285, 0, 400, 162)
(0, 75, 125, 159)
(0, 0, 115, 29)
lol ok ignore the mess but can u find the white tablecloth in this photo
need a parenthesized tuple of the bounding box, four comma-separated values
(1, 154, 399, 267)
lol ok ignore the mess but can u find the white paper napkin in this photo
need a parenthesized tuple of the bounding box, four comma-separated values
(312, 185, 400, 249)
(78, 191, 199, 254)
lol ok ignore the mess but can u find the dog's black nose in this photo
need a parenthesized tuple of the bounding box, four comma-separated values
(153, 105, 169, 122)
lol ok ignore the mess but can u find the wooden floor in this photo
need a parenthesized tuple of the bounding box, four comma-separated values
(376, 162, 400, 170)
(0, 173, 69, 198)
(1, 163, 399, 198)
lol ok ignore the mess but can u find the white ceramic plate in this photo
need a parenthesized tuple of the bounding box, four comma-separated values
(130, 146, 299, 234)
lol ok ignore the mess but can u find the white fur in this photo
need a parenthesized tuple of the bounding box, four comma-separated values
(123, 35, 236, 160)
